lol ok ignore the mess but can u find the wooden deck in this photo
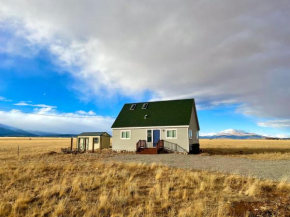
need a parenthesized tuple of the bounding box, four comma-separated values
(136, 140, 164, 154)
(136, 148, 159, 154)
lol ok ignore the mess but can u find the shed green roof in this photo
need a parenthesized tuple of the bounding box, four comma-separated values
(78, 132, 111, 137)
(111, 99, 199, 129)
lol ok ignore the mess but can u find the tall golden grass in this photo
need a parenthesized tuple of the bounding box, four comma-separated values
(0, 138, 289, 216)
(0, 137, 73, 160)
(1, 154, 290, 216)
(200, 139, 290, 160)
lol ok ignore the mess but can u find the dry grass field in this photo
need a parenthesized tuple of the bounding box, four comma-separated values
(200, 139, 290, 160)
(0, 138, 290, 216)
(0, 137, 75, 160)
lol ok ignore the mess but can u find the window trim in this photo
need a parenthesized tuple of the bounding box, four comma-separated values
(165, 129, 178, 139)
(196, 131, 199, 140)
(146, 129, 153, 143)
(189, 129, 193, 139)
(120, 130, 131, 139)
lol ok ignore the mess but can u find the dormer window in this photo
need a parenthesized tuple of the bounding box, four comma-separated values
(142, 103, 148, 109)
(130, 104, 136, 110)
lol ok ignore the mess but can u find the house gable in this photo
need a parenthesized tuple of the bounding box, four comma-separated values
(112, 99, 197, 128)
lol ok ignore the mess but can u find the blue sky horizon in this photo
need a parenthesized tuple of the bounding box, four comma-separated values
(0, 1, 289, 137)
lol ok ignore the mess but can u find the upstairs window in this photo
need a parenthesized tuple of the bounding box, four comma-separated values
(166, 129, 177, 139)
(142, 103, 148, 109)
(130, 104, 136, 110)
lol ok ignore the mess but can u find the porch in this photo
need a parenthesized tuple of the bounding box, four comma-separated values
(136, 139, 188, 154)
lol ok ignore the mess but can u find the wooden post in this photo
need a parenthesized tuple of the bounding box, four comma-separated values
(92, 138, 95, 153)
(18, 145, 19, 157)
(77, 138, 80, 151)
(70, 138, 73, 151)
(100, 137, 102, 152)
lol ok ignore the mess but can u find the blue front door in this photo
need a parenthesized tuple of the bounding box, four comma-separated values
(153, 130, 160, 147)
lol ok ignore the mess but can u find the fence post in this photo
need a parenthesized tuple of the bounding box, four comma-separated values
(18, 145, 19, 157)
(70, 138, 73, 151)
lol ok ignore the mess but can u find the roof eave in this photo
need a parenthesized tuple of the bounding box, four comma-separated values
(112, 125, 189, 129)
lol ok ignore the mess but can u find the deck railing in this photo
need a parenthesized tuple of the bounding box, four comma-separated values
(163, 140, 187, 153)
(136, 139, 187, 154)
(136, 140, 147, 152)
(156, 140, 164, 151)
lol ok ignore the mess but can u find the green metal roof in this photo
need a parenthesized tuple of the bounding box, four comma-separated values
(78, 132, 111, 137)
(111, 99, 199, 129)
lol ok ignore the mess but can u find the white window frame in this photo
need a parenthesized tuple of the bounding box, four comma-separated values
(146, 129, 153, 143)
(120, 130, 131, 139)
(196, 131, 199, 140)
(189, 129, 193, 139)
(165, 129, 178, 139)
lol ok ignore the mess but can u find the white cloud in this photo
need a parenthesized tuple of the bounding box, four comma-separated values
(275, 134, 290, 139)
(261, 133, 290, 139)
(0, 0, 290, 122)
(14, 101, 56, 109)
(0, 108, 114, 134)
(76, 110, 96, 116)
(0, 96, 12, 102)
(13, 102, 30, 106)
(258, 119, 290, 128)
(33, 107, 55, 114)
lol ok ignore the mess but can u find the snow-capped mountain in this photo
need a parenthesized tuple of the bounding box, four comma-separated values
(200, 129, 265, 139)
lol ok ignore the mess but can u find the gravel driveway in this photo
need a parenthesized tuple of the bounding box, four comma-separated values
(106, 154, 290, 182)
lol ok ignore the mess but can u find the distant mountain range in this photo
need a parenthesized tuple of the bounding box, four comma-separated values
(200, 129, 269, 139)
(0, 124, 287, 139)
(0, 124, 77, 137)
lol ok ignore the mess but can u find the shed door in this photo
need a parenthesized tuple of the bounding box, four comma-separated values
(85, 138, 89, 150)
(79, 138, 89, 151)
(93, 137, 100, 149)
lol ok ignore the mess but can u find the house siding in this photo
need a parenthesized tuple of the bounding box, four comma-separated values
(188, 107, 200, 145)
(112, 127, 190, 152)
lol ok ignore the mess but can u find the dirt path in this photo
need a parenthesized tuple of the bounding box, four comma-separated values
(106, 154, 290, 182)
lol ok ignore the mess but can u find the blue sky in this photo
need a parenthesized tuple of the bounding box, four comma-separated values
(0, 0, 289, 137)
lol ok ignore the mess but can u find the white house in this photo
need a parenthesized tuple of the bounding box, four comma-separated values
(111, 99, 200, 154)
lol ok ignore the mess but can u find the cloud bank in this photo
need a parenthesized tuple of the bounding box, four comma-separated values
(258, 119, 290, 128)
(0, 108, 114, 134)
(0, 0, 289, 125)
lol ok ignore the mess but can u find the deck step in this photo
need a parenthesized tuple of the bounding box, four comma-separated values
(136, 148, 158, 154)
